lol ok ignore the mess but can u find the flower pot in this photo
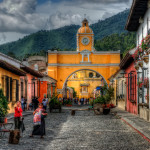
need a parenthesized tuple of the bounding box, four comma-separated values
(4, 117, 7, 123)
(138, 61, 143, 68)
(66, 104, 72, 107)
(143, 55, 149, 64)
(103, 108, 110, 115)
(135, 64, 139, 70)
(94, 103, 103, 115)
(143, 103, 149, 108)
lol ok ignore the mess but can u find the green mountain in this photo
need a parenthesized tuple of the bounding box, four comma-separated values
(0, 9, 135, 58)
(95, 32, 136, 55)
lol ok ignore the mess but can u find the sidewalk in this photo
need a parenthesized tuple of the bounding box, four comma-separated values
(7, 110, 33, 120)
(112, 107, 150, 141)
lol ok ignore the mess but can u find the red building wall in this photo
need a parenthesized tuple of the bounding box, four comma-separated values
(38, 81, 48, 103)
(125, 62, 138, 115)
(20, 75, 38, 105)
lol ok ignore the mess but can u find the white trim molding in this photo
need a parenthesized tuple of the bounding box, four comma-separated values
(48, 50, 120, 54)
(48, 63, 120, 67)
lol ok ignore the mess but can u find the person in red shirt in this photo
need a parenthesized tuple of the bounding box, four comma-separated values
(14, 101, 23, 130)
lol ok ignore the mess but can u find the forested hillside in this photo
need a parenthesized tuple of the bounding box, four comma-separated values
(95, 32, 136, 54)
(0, 9, 135, 58)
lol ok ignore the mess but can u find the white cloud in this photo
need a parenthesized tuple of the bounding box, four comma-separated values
(37, 0, 132, 28)
(0, 0, 45, 33)
(45, 12, 82, 30)
(0, 0, 132, 45)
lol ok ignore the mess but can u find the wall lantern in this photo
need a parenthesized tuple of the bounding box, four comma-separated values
(52, 82, 56, 87)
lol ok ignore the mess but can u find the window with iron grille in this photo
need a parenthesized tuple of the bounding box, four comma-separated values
(21, 81, 24, 97)
(10, 77, 13, 101)
(25, 80, 27, 99)
(1, 76, 5, 93)
(16, 80, 19, 101)
(5, 76, 10, 101)
(128, 72, 136, 102)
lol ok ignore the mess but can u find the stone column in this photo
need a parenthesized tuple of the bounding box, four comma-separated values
(63, 82, 67, 98)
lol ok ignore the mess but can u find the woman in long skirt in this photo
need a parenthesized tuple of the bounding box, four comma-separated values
(30, 103, 47, 138)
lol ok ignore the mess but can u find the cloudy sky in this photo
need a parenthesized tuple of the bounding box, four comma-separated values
(0, 0, 132, 45)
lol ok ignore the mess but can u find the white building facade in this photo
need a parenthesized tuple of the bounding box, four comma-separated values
(126, 0, 150, 121)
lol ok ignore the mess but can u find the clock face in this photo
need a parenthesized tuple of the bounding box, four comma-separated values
(82, 37, 90, 45)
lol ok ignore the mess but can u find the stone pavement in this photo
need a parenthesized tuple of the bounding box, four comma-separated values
(0, 106, 150, 150)
(112, 107, 150, 140)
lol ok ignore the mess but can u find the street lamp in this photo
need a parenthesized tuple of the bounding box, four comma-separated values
(51, 82, 56, 95)
(32, 77, 36, 99)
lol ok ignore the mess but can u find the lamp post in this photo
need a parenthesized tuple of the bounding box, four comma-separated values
(51, 82, 56, 95)
(32, 77, 36, 99)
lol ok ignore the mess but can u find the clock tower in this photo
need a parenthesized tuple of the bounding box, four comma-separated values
(77, 18, 95, 52)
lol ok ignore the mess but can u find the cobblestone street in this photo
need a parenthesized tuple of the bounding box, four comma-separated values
(0, 106, 150, 150)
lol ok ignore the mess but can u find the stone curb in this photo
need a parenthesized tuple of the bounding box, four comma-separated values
(115, 113, 150, 143)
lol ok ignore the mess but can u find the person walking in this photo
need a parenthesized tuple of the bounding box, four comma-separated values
(29, 102, 33, 111)
(24, 98, 27, 111)
(81, 98, 84, 105)
(32, 97, 39, 110)
(42, 97, 48, 110)
(14, 101, 23, 130)
(30, 103, 47, 138)
(21, 96, 25, 111)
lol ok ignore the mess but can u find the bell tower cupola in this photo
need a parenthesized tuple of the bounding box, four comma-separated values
(82, 18, 89, 27)
(77, 18, 95, 52)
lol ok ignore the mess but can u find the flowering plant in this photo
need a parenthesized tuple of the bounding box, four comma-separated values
(137, 79, 143, 88)
(110, 103, 115, 108)
(145, 94, 149, 101)
(144, 78, 149, 88)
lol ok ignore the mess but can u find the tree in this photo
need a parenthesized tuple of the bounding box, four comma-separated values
(71, 87, 77, 98)
(0, 89, 9, 121)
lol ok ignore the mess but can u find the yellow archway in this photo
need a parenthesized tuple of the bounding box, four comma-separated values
(62, 69, 107, 98)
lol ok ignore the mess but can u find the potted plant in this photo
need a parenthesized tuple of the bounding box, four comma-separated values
(110, 103, 115, 108)
(134, 61, 139, 70)
(0, 89, 9, 123)
(89, 100, 94, 107)
(137, 81, 143, 89)
(138, 47, 143, 54)
(143, 55, 149, 64)
(138, 60, 143, 68)
(93, 96, 105, 115)
(144, 78, 149, 88)
(135, 64, 139, 70)
(102, 87, 113, 115)
(66, 100, 72, 107)
(49, 94, 62, 113)
(145, 94, 149, 102)
(94, 85, 114, 115)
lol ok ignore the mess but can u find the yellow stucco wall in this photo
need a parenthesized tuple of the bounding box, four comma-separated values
(0, 67, 20, 113)
(48, 53, 120, 65)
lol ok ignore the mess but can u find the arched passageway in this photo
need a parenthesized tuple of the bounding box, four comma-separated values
(62, 69, 107, 98)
